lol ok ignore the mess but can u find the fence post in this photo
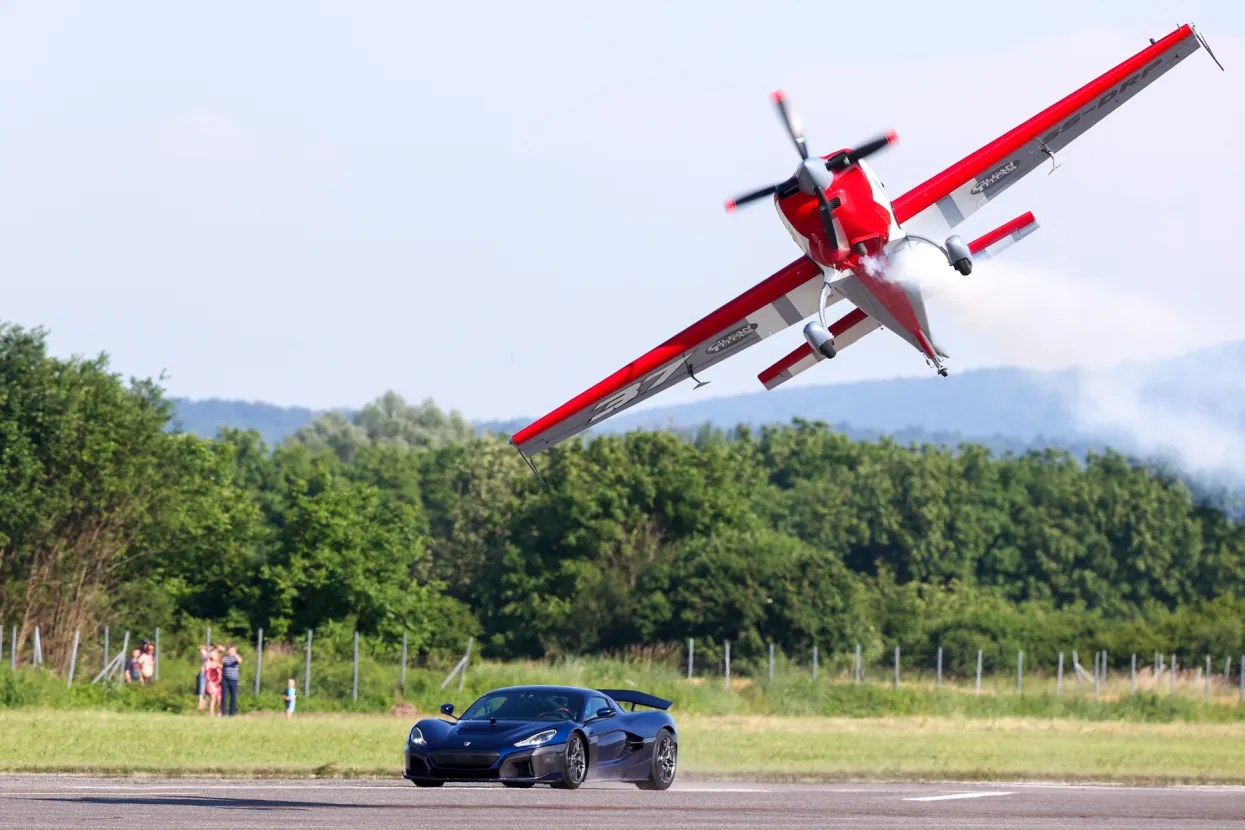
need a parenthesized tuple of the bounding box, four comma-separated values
(1102, 650, 1108, 683)
(154, 628, 160, 683)
(724, 641, 731, 690)
(103, 626, 109, 674)
(893, 647, 900, 690)
(459, 636, 473, 692)
(936, 646, 942, 688)
(1017, 650, 1023, 694)
(304, 630, 312, 698)
(1225, 656, 1232, 694)
(1206, 655, 1212, 702)
(1057, 651, 1064, 696)
(687, 638, 693, 680)
(352, 630, 359, 702)
(1171, 654, 1176, 695)
(975, 649, 982, 696)
(769, 643, 774, 682)
(12, 626, 18, 670)
(855, 644, 861, 685)
(254, 628, 264, 696)
(401, 633, 408, 693)
(67, 629, 81, 687)
(812, 645, 818, 681)
(33, 626, 42, 665)
(118, 632, 129, 683)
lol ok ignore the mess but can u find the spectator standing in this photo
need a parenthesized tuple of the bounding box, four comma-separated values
(282, 678, 297, 719)
(125, 648, 143, 684)
(205, 648, 223, 717)
(139, 641, 155, 685)
(197, 645, 209, 709)
(221, 644, 242, 717)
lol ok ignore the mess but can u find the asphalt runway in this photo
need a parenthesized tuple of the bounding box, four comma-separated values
(2, 776, 1243, 828)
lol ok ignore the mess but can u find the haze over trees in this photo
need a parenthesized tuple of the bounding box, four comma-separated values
(3, 322, 1244, 674)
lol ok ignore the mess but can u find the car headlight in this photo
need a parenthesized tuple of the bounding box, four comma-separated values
(408, 726, 426, 745)
(515, 729, 557, 747)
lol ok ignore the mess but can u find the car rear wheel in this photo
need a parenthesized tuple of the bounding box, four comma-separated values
(552, 733, 587, 790)
(635, 728, 676, 791)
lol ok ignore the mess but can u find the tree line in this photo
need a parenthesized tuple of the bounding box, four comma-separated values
(3, 323, 1244, 676)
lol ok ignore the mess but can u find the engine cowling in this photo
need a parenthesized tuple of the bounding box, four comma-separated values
(803, 321, 837, 359)
(945, 235, 973, 275)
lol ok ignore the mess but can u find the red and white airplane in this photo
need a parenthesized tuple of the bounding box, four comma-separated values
(511, 23, 1222, 466)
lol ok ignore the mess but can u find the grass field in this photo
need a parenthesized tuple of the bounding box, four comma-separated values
(4, 654, 1243, 723)
(1, 710, 1243, 785)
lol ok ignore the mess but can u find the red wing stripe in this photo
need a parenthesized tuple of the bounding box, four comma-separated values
(892, 25, 1196, 225)
(512, 256, 821, 447)
(969, 212, 1036, 254)
(756, 307, 870, 385)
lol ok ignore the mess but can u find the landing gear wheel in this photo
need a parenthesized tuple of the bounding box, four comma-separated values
(553, 733, 588, 790)
(414, 780, 444, 787)
(503, 781, 536, 788)
(953, 257, 972, 276)
(635, 728, 677, 790)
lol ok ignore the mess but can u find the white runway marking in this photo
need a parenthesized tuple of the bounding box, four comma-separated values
(905, 791, 1014, 802)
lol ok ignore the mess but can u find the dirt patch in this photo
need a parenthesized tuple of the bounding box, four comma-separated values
(388, 702, 418, 718)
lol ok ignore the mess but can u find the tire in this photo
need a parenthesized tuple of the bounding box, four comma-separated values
(503, 781, 535, 788)
(552, 733, 588, 790)
(414, 780, 444, 787)
(634, 728, 677, 791)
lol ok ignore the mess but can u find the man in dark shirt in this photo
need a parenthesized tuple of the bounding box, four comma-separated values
(221, 645, 243, 716)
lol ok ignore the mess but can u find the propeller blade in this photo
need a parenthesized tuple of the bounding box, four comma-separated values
(815, 189, 838, 249)
(827, 131, 898, 170)
(771, 90, 808, 159)
(725, 184, 780, 211)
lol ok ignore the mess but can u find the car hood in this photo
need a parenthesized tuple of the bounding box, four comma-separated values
(417, 718, 569, 751)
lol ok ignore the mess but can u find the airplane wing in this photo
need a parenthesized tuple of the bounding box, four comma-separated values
(511, 256, 827, 454)
(758, 212, 1040, 390)
(895, 24, 1210, 239)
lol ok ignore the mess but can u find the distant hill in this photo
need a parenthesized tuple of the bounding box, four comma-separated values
(170, 398, 320, 448)
(172, 340, 1245, 485)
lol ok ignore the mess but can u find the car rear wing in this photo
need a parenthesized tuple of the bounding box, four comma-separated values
(598, 689, 673, 711)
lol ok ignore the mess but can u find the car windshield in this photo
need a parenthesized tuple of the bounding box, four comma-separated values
(460, 690, 583, 722)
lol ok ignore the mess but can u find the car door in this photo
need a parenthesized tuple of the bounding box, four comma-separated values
(581, 695, 627, 777)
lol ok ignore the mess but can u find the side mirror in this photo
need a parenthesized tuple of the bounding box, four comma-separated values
(440, 702, 454, 717)
(595, 706, 614, 719)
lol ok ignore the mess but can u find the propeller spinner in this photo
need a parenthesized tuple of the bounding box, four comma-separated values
(726, 91, 897, 251)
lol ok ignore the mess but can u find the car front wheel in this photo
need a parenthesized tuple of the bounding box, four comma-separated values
(552, 734, 587, 790)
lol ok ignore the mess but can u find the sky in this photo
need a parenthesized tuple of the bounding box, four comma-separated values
(1, 2, 1242, 421)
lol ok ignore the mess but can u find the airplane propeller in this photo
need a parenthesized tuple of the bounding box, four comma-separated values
(725, 91, 897, 250)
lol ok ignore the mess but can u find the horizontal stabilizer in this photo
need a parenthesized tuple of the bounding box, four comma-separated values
(968, 211, 1039, 262)
(758, 308, 879, 390)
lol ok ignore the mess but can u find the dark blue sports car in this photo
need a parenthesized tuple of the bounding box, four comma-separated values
(403, 684, 678, 789)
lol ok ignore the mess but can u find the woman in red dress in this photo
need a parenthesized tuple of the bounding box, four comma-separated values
(205, 648, 223, 717)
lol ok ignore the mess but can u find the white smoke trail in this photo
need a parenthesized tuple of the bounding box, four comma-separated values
(883, 242, 1245, 480)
